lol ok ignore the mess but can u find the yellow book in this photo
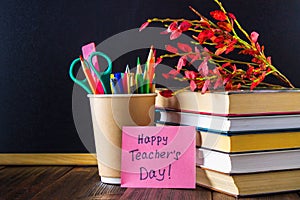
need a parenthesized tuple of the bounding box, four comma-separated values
(199, 130, 300, 153)
(196, 167, 300, 197)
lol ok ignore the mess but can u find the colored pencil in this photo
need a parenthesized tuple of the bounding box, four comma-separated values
(136, 57, 144, 93)
(79, 56, 98, 94)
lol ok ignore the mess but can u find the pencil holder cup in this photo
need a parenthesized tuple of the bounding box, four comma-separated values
(88, 93, 157, 184)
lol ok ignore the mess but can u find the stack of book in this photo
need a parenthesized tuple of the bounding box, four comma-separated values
(155, 89, 300, 197)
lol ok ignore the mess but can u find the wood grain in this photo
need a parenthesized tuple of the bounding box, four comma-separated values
(239, 193, 300, 200)
(85, 182, 126, 196)
(120, 187, 212, 200)
(0, 166, 299, 200)
(212, 191, 300, 200)
(30, 167, 100, 200)
(212, 192, 236, 200)
(0, 166, 72, 200)
(83, 182, 126, 200)
(83, 194, 125, 200)
(0, 154, 97, 165)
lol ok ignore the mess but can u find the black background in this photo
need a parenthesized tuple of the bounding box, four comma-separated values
(1, 0, 299, 153)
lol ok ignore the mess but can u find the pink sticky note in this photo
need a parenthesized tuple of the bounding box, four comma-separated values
(121, 126, 196, 188)
(81, 42, 104, 94)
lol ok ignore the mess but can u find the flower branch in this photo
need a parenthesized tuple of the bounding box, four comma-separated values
(139, 0, 294, 93)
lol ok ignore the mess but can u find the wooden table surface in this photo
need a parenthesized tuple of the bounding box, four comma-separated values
(0, 166, 299, 200)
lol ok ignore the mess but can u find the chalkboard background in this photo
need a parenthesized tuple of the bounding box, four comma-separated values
(1, 0, 299, 153)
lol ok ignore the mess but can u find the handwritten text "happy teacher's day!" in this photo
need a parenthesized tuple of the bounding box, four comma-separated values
(128, 134, 181, 181)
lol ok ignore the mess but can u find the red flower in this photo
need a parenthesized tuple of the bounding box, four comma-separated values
(161, 21, 191, 40)
(224, 81, 233, 90)
(222, 62, 231, 68)
(177, 56, 187, 71)
(217, 22, 232, 32)
(201, 80, 210, 94)
(177, 42, 192, 53)
(190, 80, 197, 91)
(225, 45, 235, 54)
(189, 46, 201, 64)
(169, 69, 180, 76)
(255, 42, 261, 52)
(170, 30, 182, 40)
(210, 10, 227, 21)
(231, 64, 237, 74)
(165, 45, 178, 54)
(250, 31, 259, 43)
(215, 38, 236, 55)
(225, 39, 237, 54)
(199, 18, 211, 28)
(228, 13, 236, 20)
(161, 21, 178, 35)
(267, 56, 272, 65)
(139, 21, 150, 32)
(250, 72, 266, 90)
(215, 46, 227, 56)
(178, 21, 192, 31)
(154, 57, 163, 68)
(185, 70, 197, 79)
(197, 30, 214, 44)
(200, 19, 210, 28)
(169, 21, 178, 31)
(214, 77, 223, 89)
(252, 57, 263, 64)
(159, 89, 174, 98)
(198, 58, 209, 76)
(162, 73, 169, 79)
(239, 49, 258, 56)
(164, 69, 180, 78)
(246, 65, 254, 79)
(212, 36, 225, 44)
(223, 74, 232, 85)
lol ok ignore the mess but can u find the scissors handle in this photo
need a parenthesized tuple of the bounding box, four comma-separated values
(69, 57, 92, 94)
(89, 52, 113, 94)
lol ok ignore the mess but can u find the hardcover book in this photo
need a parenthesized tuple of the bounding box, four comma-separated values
(196, 148, 300, 174)
(156, 89, 300, 116)
(156, 109, 300, 133)
(196, 167, 300, 197)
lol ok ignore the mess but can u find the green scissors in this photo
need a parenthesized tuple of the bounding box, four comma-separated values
(69, 51, 113, 94)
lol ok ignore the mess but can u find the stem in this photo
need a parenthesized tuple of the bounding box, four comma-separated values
(208, 53, 259, 66)
(189, 6, 219, 29)
(149, 18, 200, 24)
(214, 0, 251, 41)
(171, 86, 191, 95)
(257, 54, 294, 87)
(189, 6, 206, 20)
(269, 67, 294, 87)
